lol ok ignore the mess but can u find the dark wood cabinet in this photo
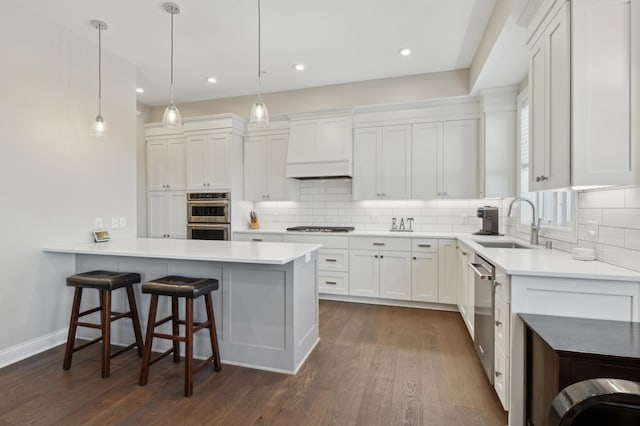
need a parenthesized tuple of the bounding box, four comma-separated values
(520, 314, 640, 426)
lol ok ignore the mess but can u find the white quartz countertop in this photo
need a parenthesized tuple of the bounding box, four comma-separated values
(44, 238, 321, 265)
(233, 229, 640, 282)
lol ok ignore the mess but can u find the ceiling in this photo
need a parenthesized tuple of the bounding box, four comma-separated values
(16, 0, 499, 106)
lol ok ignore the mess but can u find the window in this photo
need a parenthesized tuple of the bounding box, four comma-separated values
(517, 91, 576, 241)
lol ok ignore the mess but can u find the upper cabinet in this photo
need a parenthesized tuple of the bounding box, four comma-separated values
(528, 0, 639, 190)
(183, 114, 245, 193)
(353, 125, 412, 200)
(411, 120, 478, 199)
(245, 122, 299, 201)
(286, 114, 353, 179)
(147, 136, 186, 192)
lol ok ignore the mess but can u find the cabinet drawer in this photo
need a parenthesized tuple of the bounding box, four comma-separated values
(318, 249, 348, 272)
(494, 346, 510, 410)
(283, 234, 349, 249)
(318, 271, 349, 295)
(233, 233, 284, 242)
(350, 236, 410, 251)
(411, 238, 438, 253)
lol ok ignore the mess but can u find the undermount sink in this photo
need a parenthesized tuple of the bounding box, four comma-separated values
(475, 241, 532, 249)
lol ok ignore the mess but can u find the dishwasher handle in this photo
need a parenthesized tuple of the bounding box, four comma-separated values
(468, 262, 493, 281)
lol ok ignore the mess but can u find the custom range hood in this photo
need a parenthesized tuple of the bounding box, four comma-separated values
(286, 113, 353, 179)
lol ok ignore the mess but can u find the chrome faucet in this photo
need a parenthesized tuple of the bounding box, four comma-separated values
(507, 197, 540, 245)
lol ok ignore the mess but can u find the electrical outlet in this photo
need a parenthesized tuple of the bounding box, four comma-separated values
(119, 216, 126, 228)
(585, 221, 598, 241)
(112, 217, 119, 229)
(94, 217, 103, 229)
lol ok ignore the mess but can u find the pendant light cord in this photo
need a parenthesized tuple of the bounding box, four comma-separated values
(98, 25, 102, 116)
(257, 0, 261, 94)
(170, 10, 175, 104)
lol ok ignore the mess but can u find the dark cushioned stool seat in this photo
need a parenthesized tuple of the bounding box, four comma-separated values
(139, 275, 221, 397)
(64, 270, 144, 378)
(67, 270, 142, 290)
(142, 275, 219, 298)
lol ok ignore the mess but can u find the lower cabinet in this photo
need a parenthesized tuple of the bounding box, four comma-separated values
(350, 249, 412, 299)
(411, 253, 438, 302)
(457, 242, 475, 338)
(147, 191, 186, 239)
(494, 266, 510, 409)
(437, 239, 458, 304)
(233, 233, 284, 242)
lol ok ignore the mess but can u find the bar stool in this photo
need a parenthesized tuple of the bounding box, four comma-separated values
(63, 270, 144, 378)
(139, 275, 221, 397)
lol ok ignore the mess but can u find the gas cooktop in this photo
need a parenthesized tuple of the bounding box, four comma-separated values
(286, 226, 355, 233)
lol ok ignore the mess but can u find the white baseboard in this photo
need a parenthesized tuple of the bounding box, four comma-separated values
(0, 328, 67, 369)
(319, 294, 459, 312)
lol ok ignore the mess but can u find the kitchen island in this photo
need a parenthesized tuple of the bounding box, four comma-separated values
(44, 238, 322, 374)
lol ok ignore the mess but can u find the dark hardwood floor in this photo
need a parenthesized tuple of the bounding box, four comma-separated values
(0, 301, 507, 425)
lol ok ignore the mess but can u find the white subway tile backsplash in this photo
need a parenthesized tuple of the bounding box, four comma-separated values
(602, 209, 640, 229)
(625, 187, 640, 208)
(436, 199, 469, 208)
(625, 229, 640, 251)
(597, 226, 625, 247)
(578, 188, 625, 208)
(577, 209, 603, 225)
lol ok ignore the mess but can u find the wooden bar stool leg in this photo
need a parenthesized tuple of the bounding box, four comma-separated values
(126, 286, 144, 357)
(185, 298, 194, 397)
(171, 296, 180, 362)
(139, 294, 158, 386)
(101, 289, 112, 378)
(204, 293, 222, 371)
(63, 287, 83, 370)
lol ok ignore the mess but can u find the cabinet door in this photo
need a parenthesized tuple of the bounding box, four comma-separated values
(186, 136, 209, 190)
(349, 250, 379, 297)
(267, 134, 299, 200)
(528, 33, 547, 191)
(167, 191, 186, 239)
(573, 0, 638, 186)
(147, 192, 167, 238)
(317, 117, 352, 162)
(411, 253, 438, 302)
(457, 245, 468, 314)
(206, 134, 230, 189)
(379, 251, 412, 300)
(411, 122, 441, 199)
(166, 137, 186, 190)
(147, 140, 168, 191)
(244, 136, 269, 201)
(352, 128, 381, 200)
(442, 120, 477, 198)
(437, 240, 458, 304)
(380, 125, 411, 199)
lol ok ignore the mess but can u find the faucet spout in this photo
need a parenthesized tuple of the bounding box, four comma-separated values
(507, 197, 540, 245)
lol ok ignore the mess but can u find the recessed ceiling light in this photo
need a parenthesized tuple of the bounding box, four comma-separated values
(399, 48, 412, 56)
(292, 64, 305, 71)
(135, 87, 144, 93)
(206, 76, 217, 84)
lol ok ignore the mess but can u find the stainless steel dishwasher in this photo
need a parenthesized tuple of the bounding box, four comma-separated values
(469, 254, 495, 384)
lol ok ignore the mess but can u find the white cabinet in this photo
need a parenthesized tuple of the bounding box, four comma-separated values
(353, 125, 412, 200)
(572, 0, 640, 187)
(286, 115, 353, 178)
(456, 242, 475, 338)
(494, 266, 510, 409)
(411, 239, 439, 303)
(147, 137, 186, 191)
(527, 1, 571, 191)
(437, 239, 458, 304)
(349, 237, 411, 299)
(147, 191, 186, 239)
(411, 120, 478, 199)
(186, 133, 231, 190)
(244, 133, 299, 201)
(233, 232, 284, 242)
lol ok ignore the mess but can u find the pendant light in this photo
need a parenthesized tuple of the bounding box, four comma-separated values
(90, 20, 108, 137)
(162, 2, 182, 127)
(250, 0, 269, 125)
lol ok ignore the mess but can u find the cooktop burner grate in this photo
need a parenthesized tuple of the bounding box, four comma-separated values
(286, 226, 355, 233)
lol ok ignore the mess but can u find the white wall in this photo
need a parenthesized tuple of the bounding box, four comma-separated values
(0, 3, 137, 362)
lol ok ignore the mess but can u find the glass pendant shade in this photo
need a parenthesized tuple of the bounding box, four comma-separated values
(162, 103, 182, 127)
(250, 95, 269, 125)
(91, 115, 107, 137)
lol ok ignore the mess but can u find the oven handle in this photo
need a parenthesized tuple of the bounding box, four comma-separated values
(187, 200, 229, 206)
(468, 262, 493, 281)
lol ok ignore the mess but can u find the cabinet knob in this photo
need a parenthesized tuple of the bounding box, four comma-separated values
(413, 256, 417, 260)
(495, 371, 502, 377)
(494, 281, 501, 288)
(382, 193, 386, 197)
(495, 320, 502, 327)
(374, 254, 378, 258)
(266, 195, 270, 198)
(540, 175, 548, 181)
(535, 176, 541, 182)
(380, 255, 384, 259)
(377, 193, 381, 197)
(166, 184, 170, 188)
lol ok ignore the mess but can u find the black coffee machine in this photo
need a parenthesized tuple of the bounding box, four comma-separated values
(473, 206, 500, 235)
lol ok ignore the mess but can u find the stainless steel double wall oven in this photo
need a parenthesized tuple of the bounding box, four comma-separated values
(186, 192, 230, 240)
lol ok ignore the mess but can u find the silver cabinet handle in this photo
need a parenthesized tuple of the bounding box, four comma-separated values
(462, 251, 468, 256)
(417, 244, 431, 248)
(495, 371, 502, 377)
(468, 262, 493, 280)
(324, 281, 337, 285)
(252, 238, 263, 241)
(325, 259, 337, 262)
(373, 242, 385, 246)
(494, 281, 502, 288)
(495, 320, 502, 326)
